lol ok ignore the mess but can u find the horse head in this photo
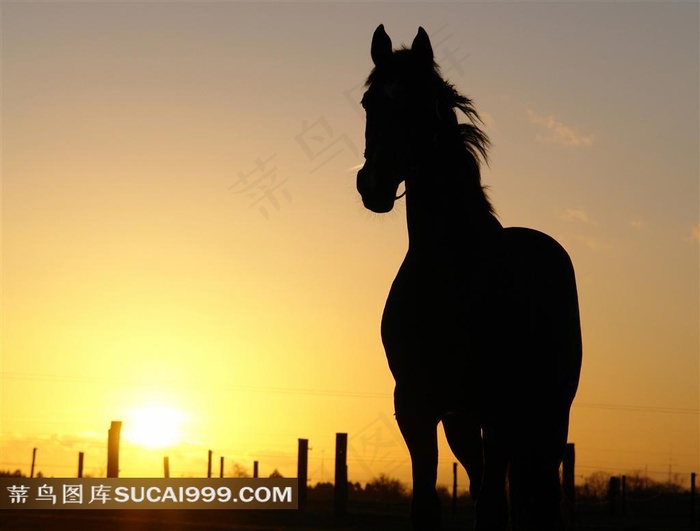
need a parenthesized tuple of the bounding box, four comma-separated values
(356, 25, 442, 213)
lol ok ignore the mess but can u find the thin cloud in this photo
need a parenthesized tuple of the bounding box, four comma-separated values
(574, 234, 614, 252)
(528, 110, 594, 147)
(560, 208, 590, 224)
(629, 218, 646, 230)
(690, 224, 700, 242)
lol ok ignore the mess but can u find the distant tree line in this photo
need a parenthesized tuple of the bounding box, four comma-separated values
(307, 474, 465, 505)
(0, 470, 43, 478)
(305, 471, 693, 505)
(579, 470, 687, 500)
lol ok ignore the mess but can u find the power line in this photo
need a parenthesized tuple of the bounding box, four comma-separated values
(574, 402, 699, 416)
(2, 370, 698, 414)
(0, 371, 388, 399)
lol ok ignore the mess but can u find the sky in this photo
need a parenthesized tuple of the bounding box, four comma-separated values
(2, 1, 698, 490)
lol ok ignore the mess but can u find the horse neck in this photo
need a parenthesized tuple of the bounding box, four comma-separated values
(404, 146, 501, 258)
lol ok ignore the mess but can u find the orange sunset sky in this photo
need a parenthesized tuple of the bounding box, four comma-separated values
(2, 2, 698, 489)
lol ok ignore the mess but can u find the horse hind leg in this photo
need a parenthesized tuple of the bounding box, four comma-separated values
(475, 425, 509, 531)
(509, 452, 563, 531)
(442, 411, 483, 500)
(509, 416, 570, 531)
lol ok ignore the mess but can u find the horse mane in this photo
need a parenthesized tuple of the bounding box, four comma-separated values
(365, 48, 494, 214)
(447, 87, 491, 167)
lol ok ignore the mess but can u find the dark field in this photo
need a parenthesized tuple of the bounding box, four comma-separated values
(2, 501, 697, 531)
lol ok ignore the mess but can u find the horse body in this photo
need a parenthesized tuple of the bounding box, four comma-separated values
(357, 25, 582, 530)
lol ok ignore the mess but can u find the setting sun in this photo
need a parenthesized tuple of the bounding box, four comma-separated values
(124, 405, 185, 449)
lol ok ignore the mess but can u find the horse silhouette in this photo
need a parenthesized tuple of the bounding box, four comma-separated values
(356, 25, 582, 531)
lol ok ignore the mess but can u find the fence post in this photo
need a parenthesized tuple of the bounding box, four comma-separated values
(562, 443, 575, 528)
(334, 433, 348, 517)
(30, 448, 37, 478)
(691, 472, 697, 527)
(78, 452, 84, 478)
(220, 456, 224, 478)
(297, 439, 308, 509)
(621, 475, 627, 517)
(164, 456, 170, 478)
(452, 462, 458, 516)
(207, 450, 213, 478)
(107, 421, 122, 478)
(254, 460, 259, 479)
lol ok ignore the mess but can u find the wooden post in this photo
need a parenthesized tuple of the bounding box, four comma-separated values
(452, 462, 458, 516)
(691, 472, 697, 527)
(164, 457, 170, 478)
(30, 448, 37, 478)
(608, 476, 620, 516)
(220, 456, 224, 478)
(297, 439, 308, 509)
(207, 450, 213, 478)
(253, 461, 259, 479)
(78, 452, 84, 478)
(562, 443, 576, 528)
(107, 421, 122, 478)
(621, 475, 627, 516)
(334, 433, 348, 517)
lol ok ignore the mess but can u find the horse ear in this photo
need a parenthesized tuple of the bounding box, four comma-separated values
(411, 27, 434, 65)
(371, 24, 393, 66)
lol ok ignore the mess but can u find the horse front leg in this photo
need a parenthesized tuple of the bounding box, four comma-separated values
(395, 389, 441, 531)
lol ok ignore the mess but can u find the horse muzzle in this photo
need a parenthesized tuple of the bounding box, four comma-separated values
(357, 166, 398, 213)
